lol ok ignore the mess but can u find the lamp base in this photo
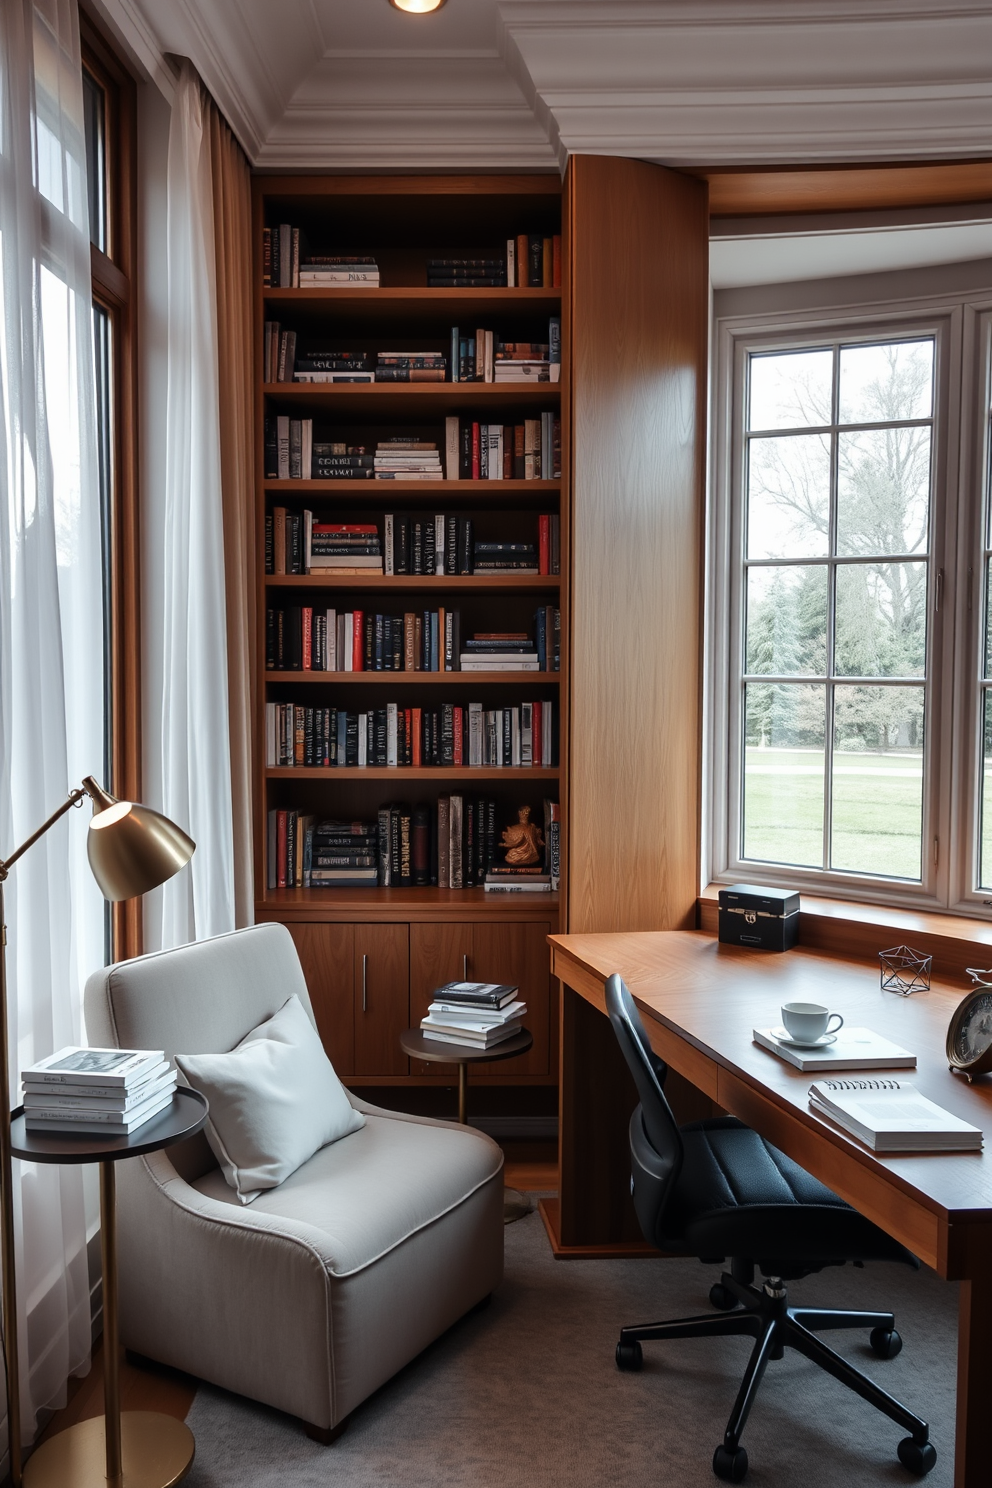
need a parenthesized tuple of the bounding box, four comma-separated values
(23, 1411, 194, 1488)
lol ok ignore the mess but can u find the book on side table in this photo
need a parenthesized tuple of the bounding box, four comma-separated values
(753, 1026, 917, 1072)
(808, 1078, 983, 1153)
(21, 1047, 177, 1135)
(420, 981, 527, 1049)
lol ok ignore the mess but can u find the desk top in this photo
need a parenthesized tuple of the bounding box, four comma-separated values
(550, 930, 992, 1245)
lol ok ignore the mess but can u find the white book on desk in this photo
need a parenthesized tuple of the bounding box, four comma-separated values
(753, 1026, 917, 1072)
(809, 1078, 983, 1153)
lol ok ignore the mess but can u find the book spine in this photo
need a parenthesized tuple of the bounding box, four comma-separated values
(528, 234, 543, 287)
(471, 422, 480, 481)
(552, 235, 561, 288)
(384, 513, 394, 576)
(538, 514, 550, 575)
(516, 233, 528, 286)
(506, 237, 515, 288)
(445, 416, 459, 480)
(352, 610, 363, 672)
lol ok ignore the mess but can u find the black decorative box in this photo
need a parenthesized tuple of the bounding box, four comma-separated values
(717, 884, 800, 952)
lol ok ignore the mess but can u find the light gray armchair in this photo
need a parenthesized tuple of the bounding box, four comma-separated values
(83, 923, 504, 1437)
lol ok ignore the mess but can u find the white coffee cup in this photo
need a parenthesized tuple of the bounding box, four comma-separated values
(781, 1002, 843, 1044)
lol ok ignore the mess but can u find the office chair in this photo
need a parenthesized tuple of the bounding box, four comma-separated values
(604, 973, 936, 1484)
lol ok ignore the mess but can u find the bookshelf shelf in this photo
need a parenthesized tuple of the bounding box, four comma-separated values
(254, 172, 566, 1092)
(265, 670, 559, 685)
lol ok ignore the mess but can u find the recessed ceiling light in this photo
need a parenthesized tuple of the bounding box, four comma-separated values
(389, 0, 447, 12)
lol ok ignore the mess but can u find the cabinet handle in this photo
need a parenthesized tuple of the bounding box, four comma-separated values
(362, 953, 368, 1013)
(463, 953, 469, 980)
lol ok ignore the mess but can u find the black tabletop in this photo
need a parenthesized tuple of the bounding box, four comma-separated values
(399, 1028, 533, 1064)
(10, 1086, 208, 1164)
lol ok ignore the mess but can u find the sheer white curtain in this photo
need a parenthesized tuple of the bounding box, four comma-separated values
(143, 61, 238, 950)
(0, 0, 103, 1455)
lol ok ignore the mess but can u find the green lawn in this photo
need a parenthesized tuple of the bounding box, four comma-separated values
(743, 748, 923, 879)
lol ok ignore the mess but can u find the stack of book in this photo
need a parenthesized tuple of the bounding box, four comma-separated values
(420, 982, 526, 1049)
(307, 820, 379, 887)
(485, 861, 552, 893)
(376, 352, 446, 383)
(427, 259, 506, 288)
(22, 1047, 176, 1135)
(460, 635, 539, 670)
(494, 345, 552, 383)
(309, 523, 383, 573)
(312, 442, 374, 480)
(375, 440, 442, 480)
(472, 542, 538, 574)
(299, 256, 379, 287)
(450, 319, 560, 383)
(294, 351, 372, 383)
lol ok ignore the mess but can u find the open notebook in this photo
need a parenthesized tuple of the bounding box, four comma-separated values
(809, 1078, 983, 1153)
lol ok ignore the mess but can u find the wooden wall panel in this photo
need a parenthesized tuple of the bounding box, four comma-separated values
(566, 157, 708, 934)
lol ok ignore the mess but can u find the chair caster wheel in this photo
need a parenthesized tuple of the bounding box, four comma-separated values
(713, 1444, 748, 1482)
(709, 1283, 738, 1311)
(869, 1326, 902, 1359)
(615, 1339, 643, 1372)
(897, 1438, 936, 1476)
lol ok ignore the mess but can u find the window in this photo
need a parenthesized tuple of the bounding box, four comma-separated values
(711, 291, 992, 914)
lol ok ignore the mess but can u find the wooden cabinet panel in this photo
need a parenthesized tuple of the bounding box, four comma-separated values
(409, 923, 475, 1076)
(354, 923, 410, 1076)
(288, 923, 356, 1075)
(471, 921, 552, 1076)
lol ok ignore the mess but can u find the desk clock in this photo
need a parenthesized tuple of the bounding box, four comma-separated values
(947, 968, 992, 1081)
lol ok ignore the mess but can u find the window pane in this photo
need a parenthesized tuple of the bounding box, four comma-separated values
(986, 555, 992, 679)
(834, 562, 927, 677)
(981, 692, 992, 890)
(82, 70, 107, 253)
(831, 686, 924, 878)
(746, 433, 830, 558)
(743, 683, 825, 867)
(748, 349, 833, 432)
(745, 566, 827, 675)
(838, 340, 933, 425)
(836, 426, 931, 557)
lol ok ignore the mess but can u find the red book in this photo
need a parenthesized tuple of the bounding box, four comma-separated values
(404, 708, 413, 766)
(471, 422, 481, 480)
(453, 707, 463, 766)
(412, 707, 422, 767)
(552, 234, 562, 288)
(533, 701, 543, 767)
(352, 610, 363, 671)
(276, 810, 288, 888)
(312, 523, 377, 534)
(538, 515, 550, 575)
(302, 607, 312, 670)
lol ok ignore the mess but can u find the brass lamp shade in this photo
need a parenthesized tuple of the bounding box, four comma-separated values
(83, 777, 195, 902)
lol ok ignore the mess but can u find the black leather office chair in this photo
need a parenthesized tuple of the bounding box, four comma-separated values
(605, 973, 936, 1483)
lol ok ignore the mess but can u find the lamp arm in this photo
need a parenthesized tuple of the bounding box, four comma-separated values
(0, 787, 89, 881)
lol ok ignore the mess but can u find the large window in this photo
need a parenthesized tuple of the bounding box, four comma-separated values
(712, 294, 992, 913)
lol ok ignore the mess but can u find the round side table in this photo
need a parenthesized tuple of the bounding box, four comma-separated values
(16, 1087, 208, 1488)
(398, 1028, 534, 1221)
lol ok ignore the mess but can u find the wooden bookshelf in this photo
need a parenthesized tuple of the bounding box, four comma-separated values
(252, 173, 567, 1091)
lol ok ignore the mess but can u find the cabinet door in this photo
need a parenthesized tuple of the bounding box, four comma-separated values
(471, 921, 552, 1076)
(287, 923, 356, 1076)
(409, 923, 475, 1076)
(354, 923, 410, 1076)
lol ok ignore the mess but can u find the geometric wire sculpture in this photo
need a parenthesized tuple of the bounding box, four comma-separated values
(879, 944, 932, 996)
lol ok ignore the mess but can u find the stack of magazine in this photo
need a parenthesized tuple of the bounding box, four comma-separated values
(22, 1048, 176, 1136)
(420, 981, 527, 1049)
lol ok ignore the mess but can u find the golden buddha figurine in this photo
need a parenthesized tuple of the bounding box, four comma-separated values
(500, 804, 545, 866)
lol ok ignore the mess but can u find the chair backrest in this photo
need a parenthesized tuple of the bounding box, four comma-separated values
(605, 973, 684, 1246)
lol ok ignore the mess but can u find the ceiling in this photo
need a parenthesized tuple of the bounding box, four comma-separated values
(91, 0, 992, 174)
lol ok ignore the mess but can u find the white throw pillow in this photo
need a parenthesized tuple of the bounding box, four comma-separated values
(176, 994, 364, 1203)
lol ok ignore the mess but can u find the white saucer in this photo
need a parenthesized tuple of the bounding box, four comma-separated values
(771, 1027, 838, 1049)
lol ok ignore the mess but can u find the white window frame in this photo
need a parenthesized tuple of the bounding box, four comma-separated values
(706, 285, 992, 914)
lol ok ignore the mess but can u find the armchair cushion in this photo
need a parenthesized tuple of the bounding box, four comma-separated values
(177, 994, 364, 1203)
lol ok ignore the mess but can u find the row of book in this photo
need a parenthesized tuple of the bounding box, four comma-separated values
(265, 699, 558, 769)
(266, 511, 560, 578)
(265, 606, 560, 673)
(266, 798, 560, 891)
(421, 980, 526, 1050)
(262, 228, 380, 288)
(261, 229, 561, 290)
(263, 417, 562, 483)
(23, 1047, 177, 1135)
(266, 324, 561, 386)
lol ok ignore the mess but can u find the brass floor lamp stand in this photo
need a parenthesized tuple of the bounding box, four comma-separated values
(12, 1091, 207, 1488)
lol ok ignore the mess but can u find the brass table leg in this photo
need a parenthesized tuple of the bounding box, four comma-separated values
(23, 1161, 196, 1488)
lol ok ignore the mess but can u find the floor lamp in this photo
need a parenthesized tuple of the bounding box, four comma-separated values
(0, 777, 194, 1487)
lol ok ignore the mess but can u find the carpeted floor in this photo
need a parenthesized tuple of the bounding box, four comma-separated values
(183, 1208, 957, 1487)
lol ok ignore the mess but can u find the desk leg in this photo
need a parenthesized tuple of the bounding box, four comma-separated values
(955, 1272, 992, 1488)
(100, 1162, 122, 1487)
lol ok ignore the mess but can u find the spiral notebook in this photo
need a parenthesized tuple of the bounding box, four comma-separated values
(808, 1078, 983, 1153)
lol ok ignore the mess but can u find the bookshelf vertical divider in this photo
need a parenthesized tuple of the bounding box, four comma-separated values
(251, 175, 567, 1101)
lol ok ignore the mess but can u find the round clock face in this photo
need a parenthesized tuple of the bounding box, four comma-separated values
(952, 990, 992, 1066)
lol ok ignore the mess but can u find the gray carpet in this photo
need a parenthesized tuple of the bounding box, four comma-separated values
(184, 1208, 957, 1487)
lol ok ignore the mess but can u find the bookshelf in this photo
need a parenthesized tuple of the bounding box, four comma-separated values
(251, 175, 567, 1094)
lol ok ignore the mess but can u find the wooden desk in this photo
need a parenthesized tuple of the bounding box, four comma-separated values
(546, 930, 992, 1488)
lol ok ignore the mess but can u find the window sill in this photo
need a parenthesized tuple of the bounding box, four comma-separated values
(699, 884, 992, 982)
